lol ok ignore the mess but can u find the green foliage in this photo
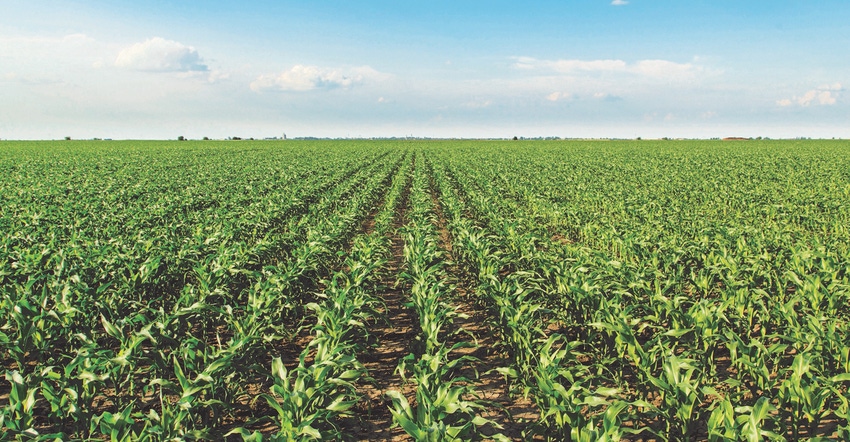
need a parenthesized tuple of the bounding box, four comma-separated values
(428, 140, 850, 440)
(388, 158, 495, 440)
(1, 139, 849, 439)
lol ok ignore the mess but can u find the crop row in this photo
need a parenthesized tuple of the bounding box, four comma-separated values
(230, 151, 416, 440)
(2, 139, 849, 441)
(427, 141, 850, 440)
(388, 154, 496, 440)
(1, 142, 405, 439)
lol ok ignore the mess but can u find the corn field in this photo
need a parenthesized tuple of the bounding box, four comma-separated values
(1, 139, 849, 440)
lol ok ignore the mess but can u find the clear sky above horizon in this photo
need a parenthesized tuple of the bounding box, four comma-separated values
(2, 1, 849, 139)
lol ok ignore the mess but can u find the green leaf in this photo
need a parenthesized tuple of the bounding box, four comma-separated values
(298, 425, 322, 439)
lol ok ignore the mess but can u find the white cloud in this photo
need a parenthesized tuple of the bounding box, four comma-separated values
(546, 91, 576, 101)
(611, 0, 629, 5)
(250, 65, 386, 92)
(513, 57, 698, 80)
(777, 83, 843, 107)
(801, 90, 835, 106)
(115, 37, 207, 72)
(513, 57, 626, 73)
(633, 60, 695, 78)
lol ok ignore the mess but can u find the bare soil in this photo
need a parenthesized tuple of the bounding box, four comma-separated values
(339, 158, 416, 441)
(430, 176, 540, 441)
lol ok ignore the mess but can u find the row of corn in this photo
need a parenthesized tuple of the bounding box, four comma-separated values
(387, 155, 499, 441)
(1, 143, 405, 439)
(428, 142, 850, 441)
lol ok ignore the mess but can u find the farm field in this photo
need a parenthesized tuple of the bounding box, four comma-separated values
(1, 139, 850, 441)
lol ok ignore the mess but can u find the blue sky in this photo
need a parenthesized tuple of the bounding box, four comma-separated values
(1, 1, 848, 139)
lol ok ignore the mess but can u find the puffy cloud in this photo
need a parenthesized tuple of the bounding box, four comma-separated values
(800, 90, 835, 106)
(611, 0, 629, 5)
(513, 57, 698, 80)
(777, 83, 842, 107)
(115, 37, 207, 72)
(250, 65, 385, 92)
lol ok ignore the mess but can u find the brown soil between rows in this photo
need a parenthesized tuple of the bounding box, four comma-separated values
(343, 156, 538, 441)
(449, 294, 540, 440)
(339, 156, 416, 441)
(342, 232, 418, 441)
(429, 182, 540, 441)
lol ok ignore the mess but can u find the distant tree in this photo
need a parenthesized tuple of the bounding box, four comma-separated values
(636, 137, 641, 140)
(177, 135, 185, 141)
(202, 136, 209, 141)
(64, 136, 71, 140)
(513, 136, 518, 140)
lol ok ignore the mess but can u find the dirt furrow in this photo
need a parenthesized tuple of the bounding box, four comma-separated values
(342, 156, 416, 441)
(428, 167, 539, 441)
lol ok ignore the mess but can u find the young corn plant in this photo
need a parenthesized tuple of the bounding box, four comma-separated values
(388, 345, 490, 441)
(90, 403, 137, 442)
(707, 396, 738, 442)
(244, 194, 395, 440)
(724, 332, 785, 400)
(644, 354, 710, 441)
(736, 396, 784, 442)
(488, 275, 549, 378)
(256, 353, 364, 440)
(526, 334, 634, 441)
(833, 381, 850, 440)
(2, 371, 39, 439)
(252, 269, 379, 438)
(387, 163, 495, 441)
(775, 353, 842, 439)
